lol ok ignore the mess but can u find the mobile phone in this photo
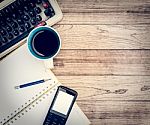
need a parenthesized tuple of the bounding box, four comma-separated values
(43, 86, 78, 125)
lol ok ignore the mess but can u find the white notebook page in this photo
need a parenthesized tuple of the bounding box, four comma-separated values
(0, 43, 90, 125)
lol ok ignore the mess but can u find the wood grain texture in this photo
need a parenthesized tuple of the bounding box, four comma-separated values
(57, 13, 150, 25)
(57, 0, 150, 25)
(56, 75, 150, 125)
(54, 25, 150, 49)
(56, 76, 150, 101)
(54, 0, 150, 124)
(53, 50, 150, 76)
(58, 0, 150, 13)
(80, 101, 150, 125)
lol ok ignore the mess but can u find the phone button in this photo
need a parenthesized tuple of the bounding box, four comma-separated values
(59, 122, 64, 125)
(51, 121, 57, 125)
(45, 121, 50, 125)
(59, 119, 65, 125)
(47, 113, 53, 118)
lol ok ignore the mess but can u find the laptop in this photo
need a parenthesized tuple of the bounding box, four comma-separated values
(0, 0, 63, 59)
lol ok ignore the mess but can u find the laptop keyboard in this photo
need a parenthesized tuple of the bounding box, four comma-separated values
(0, 0, 55, 53)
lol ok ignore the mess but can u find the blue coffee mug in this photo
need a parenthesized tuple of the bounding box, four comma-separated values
(27, 26, 61, 69)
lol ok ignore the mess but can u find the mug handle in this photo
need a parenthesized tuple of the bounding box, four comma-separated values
(44, 58, 54, 69)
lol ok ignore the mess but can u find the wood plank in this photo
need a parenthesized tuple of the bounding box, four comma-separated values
(89, 119, 150, 125)
(56, 76, 150, 101)
(54, 25, 150, 49)
(56, 13, 150, 25)
(58, 0, 150, 13)
(52, 50, 150, 76)
(77, 101, 150, 125)
(56, 75, 150, 124)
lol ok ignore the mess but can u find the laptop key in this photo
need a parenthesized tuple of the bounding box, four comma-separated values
(4, 8, 10, 15)
(25, 22, 31, 29)
(37, 0, 42, 4)
(2, 37, 8, 43)
(0, 11, 3, 18)
(30, 18, 36, 25)
(9, 3, 15, 11)
(19, 26, 25, 32)
(12, 13, 17, 19)
(22, 15, 30, 21)
(36, 15, 42, 22)
(6, 17, 12, 23)
(29, 11, 35, 17)
(6, 25, 12, 32)
(0, 21, 5, 27)
(18, 10, 24, 15)
(44, 7, 55, 17)
(17, 0, 22, 7)
(24, 6, 29, 12)
(43, 2, 49, 9)
(11, 22, 18, 29)
(13, 1, 18, 9)
(8, 33, 14, 40)
(13, 30, 19, 36)
(0, 28, 7, 36)
(17, 19, 24, 25)
(44, 8, 51, 16)
(34, 7, 41, 14)
(29, 2, 36, 8)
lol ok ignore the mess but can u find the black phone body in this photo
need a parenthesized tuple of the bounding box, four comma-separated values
(43, 86, 78, 125)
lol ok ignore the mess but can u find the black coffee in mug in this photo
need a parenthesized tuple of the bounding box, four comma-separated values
(28, 26, 61, 59)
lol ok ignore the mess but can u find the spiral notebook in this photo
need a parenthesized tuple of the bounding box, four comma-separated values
(0, 44, 90, 125)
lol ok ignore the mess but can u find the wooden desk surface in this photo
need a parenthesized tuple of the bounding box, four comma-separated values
(52, 0, 150, 125)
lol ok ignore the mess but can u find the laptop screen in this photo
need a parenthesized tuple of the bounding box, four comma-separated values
(0, 0, 15, 9)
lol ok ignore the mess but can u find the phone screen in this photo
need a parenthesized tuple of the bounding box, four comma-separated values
(51, 90, 74, 115)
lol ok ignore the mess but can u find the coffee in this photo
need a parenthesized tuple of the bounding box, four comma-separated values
(29, 28, 60, 59)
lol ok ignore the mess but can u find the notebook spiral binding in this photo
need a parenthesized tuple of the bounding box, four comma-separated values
(0, 81, 60, 125)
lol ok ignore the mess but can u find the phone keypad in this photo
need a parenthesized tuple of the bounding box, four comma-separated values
(43, 113, 66, 125)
